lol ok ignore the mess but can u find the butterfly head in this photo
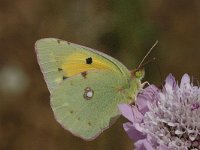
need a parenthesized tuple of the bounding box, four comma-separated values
(131, 68, 145, 80)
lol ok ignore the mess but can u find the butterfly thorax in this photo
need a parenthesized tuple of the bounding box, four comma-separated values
(117, 69, 144, 104)
(122, 77, 143, 104)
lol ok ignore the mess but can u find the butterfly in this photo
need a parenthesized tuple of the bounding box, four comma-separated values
(35, 38, 148, 141)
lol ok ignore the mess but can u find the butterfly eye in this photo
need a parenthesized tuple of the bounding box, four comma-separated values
(134, 69, 145, 80)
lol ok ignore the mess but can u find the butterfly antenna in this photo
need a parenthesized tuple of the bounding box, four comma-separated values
(137, 40, 158, 69)
(138, 57, 156, 68)
(136, 56, 163, 84)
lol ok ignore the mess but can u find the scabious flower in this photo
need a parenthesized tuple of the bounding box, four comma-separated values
(119, 74, 200, 150)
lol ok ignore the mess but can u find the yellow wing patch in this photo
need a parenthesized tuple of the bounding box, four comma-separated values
(60, 52, 118, 77)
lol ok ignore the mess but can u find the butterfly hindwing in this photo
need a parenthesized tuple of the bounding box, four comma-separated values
(51, 70, 129, 140)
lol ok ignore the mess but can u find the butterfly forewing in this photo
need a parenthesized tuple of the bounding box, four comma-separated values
(35, 38, 130, 93)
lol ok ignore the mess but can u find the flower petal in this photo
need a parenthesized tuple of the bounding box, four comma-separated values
(165, 73, 176, 89)
(135, 139, 154, 150)
(157, 144, 171, 150)
(118, 104, 144, 123)
(118, 104, 134, 122)
(132, 106, 144, 123)
(180, 73, 190, 89)
(136, 85, 159, 114)
(123, 122, 146, 142)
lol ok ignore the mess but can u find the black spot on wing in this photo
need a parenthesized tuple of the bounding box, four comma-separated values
(58, 68, 63, 71)
(88, 122, 92, 126)
(81, 71, 87, 79)
(57, 39, 61, 44)
(86, 57, 92, 64)
(63, 76, 68, 80)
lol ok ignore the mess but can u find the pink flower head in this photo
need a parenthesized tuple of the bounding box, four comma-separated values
(119, 74, 200, 149)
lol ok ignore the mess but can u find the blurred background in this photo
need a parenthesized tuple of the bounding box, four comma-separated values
(1, 0, 200, 150)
